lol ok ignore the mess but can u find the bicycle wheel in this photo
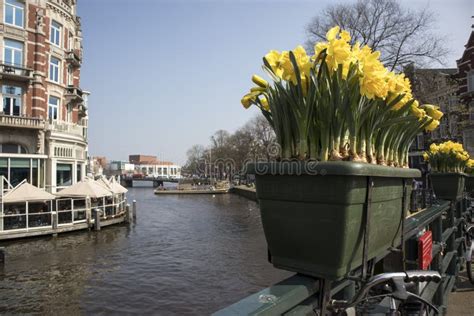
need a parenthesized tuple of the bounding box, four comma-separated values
(465, 226, 474, 284)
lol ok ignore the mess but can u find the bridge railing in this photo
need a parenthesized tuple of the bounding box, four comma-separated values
(213, 194, 469, 315)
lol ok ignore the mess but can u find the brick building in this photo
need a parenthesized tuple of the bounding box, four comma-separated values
(129, 154, 158, 165)
(406, 66, 462, 169)
(456, 26, 474, 154)
(0, 0, 88, 192)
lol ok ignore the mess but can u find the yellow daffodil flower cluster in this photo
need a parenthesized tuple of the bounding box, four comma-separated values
(239, 25, 443, 166)
(424, 141, 470, 173)
(465, 159, 474, 174)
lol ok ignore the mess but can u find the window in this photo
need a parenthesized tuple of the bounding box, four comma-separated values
(67, 65, 73, 85)
(2, 85, 22, 116)
(10, 158, 30, 187)
(0, 143, 27, 153)
(57, 164, 72, 187)
(68, 30, 74, 50)
(4, 39, 23, 67)
(4, 0, 24, 28)
(468, 71, 474, 92)
(0, 158, 7, 182)
(76, 164, 82, 182)
(49, 56, 60, 82)
(48, 96, 59, 121)
(440, 123, 447, 138)
(50, 20, 62, 47)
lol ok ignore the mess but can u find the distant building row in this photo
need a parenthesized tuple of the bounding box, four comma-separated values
(88, 154, 182, 179)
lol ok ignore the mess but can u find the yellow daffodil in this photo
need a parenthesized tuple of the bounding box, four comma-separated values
(421, 104, 443, 120)
(250, 86, 267, 93)
(241, 94, 253, 109)
(260, 96, 270, 111)
(252, 75, 269, 88)
(264, 50, 284, 78)
(326, 26, 340, 41)
(430, 143, 440, 154)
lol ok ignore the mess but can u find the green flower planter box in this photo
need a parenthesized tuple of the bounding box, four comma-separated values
(430, 173, 465, 200)
(247, 161, 420, 280)
(465, 175, 474, 194)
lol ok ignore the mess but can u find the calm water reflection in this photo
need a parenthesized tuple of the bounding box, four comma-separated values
(0, 187, 290, 315)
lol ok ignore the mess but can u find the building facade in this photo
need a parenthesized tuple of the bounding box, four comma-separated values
(456, 27, 474, 155)
(108, 160, 134, 176)
(0, 0, 87, 192)
(128, 154, 181, 179)
(406, 65, 463, 169)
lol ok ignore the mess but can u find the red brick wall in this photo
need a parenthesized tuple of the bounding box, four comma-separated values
(11, 2, 84, 122)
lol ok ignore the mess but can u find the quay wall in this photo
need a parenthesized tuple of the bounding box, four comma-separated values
(230, 186, 257, 202)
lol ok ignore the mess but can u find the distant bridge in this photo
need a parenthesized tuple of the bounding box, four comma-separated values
(120, 177, 179, 188)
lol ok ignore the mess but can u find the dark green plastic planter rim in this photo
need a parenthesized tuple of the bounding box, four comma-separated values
(246, 161, 421, 178)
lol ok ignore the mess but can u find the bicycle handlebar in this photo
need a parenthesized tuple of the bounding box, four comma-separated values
(331, 270, 441, 311)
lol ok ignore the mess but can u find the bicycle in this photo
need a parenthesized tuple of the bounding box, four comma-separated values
(463, 221, 474, 284)
(327, 271, 442, 315)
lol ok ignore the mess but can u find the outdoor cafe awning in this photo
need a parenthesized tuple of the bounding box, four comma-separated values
(95, 177, 128, 194)
(3, 181, 55, 203)
(109, 178, 128, 194)
(55, 179, 112, 198)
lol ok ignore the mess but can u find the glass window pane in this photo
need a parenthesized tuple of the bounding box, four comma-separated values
(57, 164, 72, 186)
(13, 98, 21, 116)
(5, 39, 23, 50)
(14, 50, 22, 66)
(76, 164, 81, 182)
(32, 165, 38, 187)
(4, 49, 13, 65)
(5, 6, 14, 24)
(15, 7, 23, 27)
(10, 158, 30, 186)
(50, 96, 59, 106)
(10, 158, 30, 168)
(0, 158, 8, 167)
(4, 97, 11, 114)
(2, 144, 18, 153)
(0, 158, 8, 181)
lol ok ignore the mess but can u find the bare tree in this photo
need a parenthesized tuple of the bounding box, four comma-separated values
(184, 144, 205, 176)
(305, 0, 448, 71)
(244, 115, 276, 160)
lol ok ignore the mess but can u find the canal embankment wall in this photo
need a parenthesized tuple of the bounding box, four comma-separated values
(230, 186, 257, 201)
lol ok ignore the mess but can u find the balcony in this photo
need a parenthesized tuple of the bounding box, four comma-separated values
(0, 114, 45, 129)
(0, 63, 33, 82)
(448, 104, 466, 114)
(65, 50, 82, 67)
(65, 86, 84, 103)
(47, 120, 86, 139)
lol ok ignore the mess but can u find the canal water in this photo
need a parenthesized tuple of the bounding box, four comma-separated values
(0, 186, 291, 315)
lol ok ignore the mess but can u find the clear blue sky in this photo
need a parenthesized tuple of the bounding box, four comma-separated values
(77, 0, 472, 165)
